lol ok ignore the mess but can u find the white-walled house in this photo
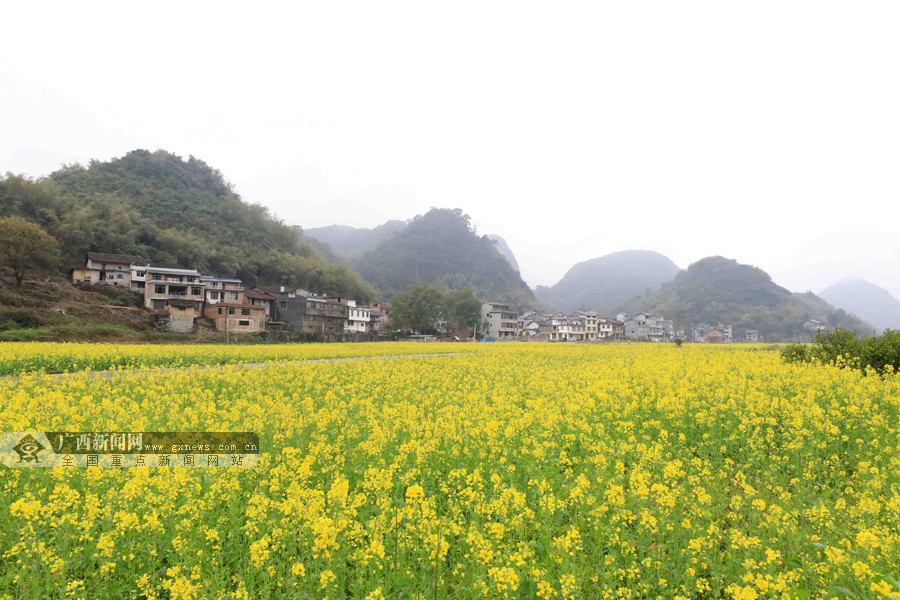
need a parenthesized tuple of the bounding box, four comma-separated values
(344, 299, 371, 333)
(71, 252, 140, 287)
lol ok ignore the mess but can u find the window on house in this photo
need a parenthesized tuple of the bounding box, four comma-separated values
(230, 292, 239, 301)
(279, 301, 287, 309)
(238, 320, 250, 327)
(155, 285, 165, 294)
(241, 309, 250, 316)
(191, 287, 201, 295)
(218, 308, 222, 315)
(152, 300, 166, 310)
(152, 274, 161, 281)
(228, 308, 235, 315)
(116, 274, 123, 279)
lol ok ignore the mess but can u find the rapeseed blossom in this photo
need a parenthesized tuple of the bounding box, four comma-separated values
(0, 342, 898, 598)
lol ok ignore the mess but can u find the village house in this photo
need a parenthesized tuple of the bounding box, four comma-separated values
(130, 264, 147, 292)
(480, 302, 518, 340)
(343, 299, 371, 333)
(275, 287, 313, 333)
(597, 317, 622, 340)
(522, 320, 542, 337)
(368, 301, 391, 331)
(745, 329, 759, 341)
(313, 298, 349, 334)
(141, 266, 204, 333)
(72, 252, 141, 287)
(624, 317, 650, 340)
(144, 266, 204, 312)
(575, 311, 599, 341)
(568, 317, 587, 341)
(705, 328, 725, 344)
(804, 319, 826, 331)
(246, 287, 277, 321)
(200, 276, 266, 333)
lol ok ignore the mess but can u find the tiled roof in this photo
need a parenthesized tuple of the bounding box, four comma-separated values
(246, 288, 277, 300)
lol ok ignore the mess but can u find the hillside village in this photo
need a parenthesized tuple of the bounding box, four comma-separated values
(69, 251, 810, 343)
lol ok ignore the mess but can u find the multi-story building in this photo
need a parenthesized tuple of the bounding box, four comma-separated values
(144, 266, 205, 312)
(368, 301, 391, 332)
(597, 318, 622, 339)
(72, 252, 141, 287)
(566, 317, 586, 341)
(130, 264, 148, 292)
(481, 302, 518, 340)
(275, 287, 313, 333)
(246, 287, 277, 321)
(309, 298, 348, 334)
(200, 276, 265, 333)
(624, 317, 650, 340)
(575, 311, 599, 341)
(344, 299, 371, 333)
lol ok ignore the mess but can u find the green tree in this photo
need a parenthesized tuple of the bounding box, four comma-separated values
(391, 282, 445, 334)
(0, 216, 59, 286)
(444, 288, 481, 335)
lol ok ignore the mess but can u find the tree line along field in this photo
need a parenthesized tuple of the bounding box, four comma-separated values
(0, 343, 898, 599)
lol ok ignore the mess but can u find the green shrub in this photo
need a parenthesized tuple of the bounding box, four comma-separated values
(0, 308, 40, 330)
(859, 329, 900, 374)
(781, 327, 900, 376)
(781, 343, 811, 364)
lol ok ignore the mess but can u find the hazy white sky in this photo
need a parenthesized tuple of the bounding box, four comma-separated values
(2, 2, 898, 296)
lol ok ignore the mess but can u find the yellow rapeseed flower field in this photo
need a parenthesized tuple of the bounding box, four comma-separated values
(0, 342, 898, 599)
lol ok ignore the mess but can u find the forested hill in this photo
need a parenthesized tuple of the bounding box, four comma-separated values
(626, 256, 871, 341)
(0, 150, 373, 300)
(536, 250, 680, 313)
(353, 208, 538, 309)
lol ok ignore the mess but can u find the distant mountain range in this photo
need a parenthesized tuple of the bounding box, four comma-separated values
(535, 250, 681, 314)
(819, 279, 900, 333)
(3, 148, 884, 337)
(621, 256, 870, 341)
(303, 220, 406, 261)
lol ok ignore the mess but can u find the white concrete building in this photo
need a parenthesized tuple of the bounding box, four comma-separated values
(344, 299, 371, 333)
(481, 302, 518, 339)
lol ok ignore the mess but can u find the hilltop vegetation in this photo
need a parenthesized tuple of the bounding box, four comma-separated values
(354, 208, 538, 309)
(627, 256, 870, 341)
(536, 250, 680, 313)
(0, 150, 373, 300)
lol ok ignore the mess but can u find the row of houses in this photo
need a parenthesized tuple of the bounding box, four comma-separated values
(514, 310, 682, 342)
(72, 253, 391, 335)
(75, 253, 785, 342)
(489, 301, 764, 344)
